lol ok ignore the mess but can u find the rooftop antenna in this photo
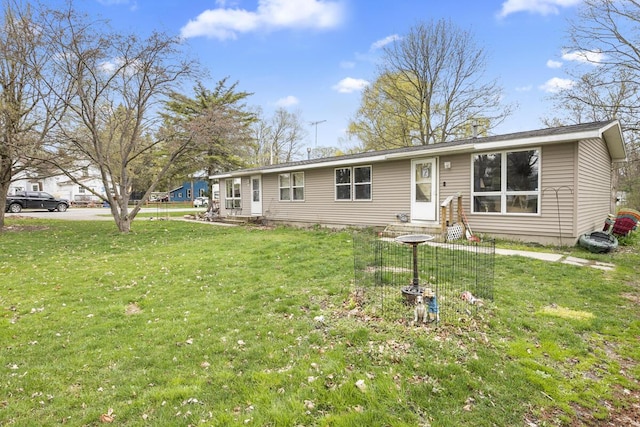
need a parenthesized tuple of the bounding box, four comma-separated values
(309, 120, 327, 147)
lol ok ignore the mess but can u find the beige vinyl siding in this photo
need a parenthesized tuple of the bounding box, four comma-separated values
(438, 154, 471, 214)
(242, 177, 252, 214)
(217, 137, 612, 244)
(447, 144, 580, 242)
(576, 138, 612, 235)
(261, 160, 411, 227)
(536, 143, 578, 240)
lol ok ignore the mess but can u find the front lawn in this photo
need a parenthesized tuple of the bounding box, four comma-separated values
(1, 219, 638, 426)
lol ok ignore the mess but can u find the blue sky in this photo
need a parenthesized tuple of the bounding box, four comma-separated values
(78, 0, 586, 152)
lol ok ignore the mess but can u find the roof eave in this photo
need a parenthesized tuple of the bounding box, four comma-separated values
(600, 120, 627, 161)
(209, 121, 628, 179)
(473, 121, 627, 162)
(473, 129, 600, 151)
(211, 154, 391, 179)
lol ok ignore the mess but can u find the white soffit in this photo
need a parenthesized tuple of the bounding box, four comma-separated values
(600, 121, 627, 161)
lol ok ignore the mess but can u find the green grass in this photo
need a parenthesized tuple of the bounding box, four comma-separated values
(1, 219, 639, 426)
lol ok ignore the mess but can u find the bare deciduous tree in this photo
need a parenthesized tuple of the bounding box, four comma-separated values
(0, 0, 62, 228)
(547, 0, 640, 209)
(252, 108, 307, 166)
(249, 107, 272, 166)
(39, 4, 200, 232)
(348, 19, 512, 151)
(270, 108, 307, 164)
(308, 146, 342, 159)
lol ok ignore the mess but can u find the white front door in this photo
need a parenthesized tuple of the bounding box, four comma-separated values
(250, 175, 262, 216)
(411, 158, 437, 222)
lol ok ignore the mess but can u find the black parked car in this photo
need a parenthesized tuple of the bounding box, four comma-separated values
(5, 191, 70, 213)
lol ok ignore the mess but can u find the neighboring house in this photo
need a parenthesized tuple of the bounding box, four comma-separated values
(210, 120, 627, 245)
(10, 165, 107, 205)
(169, 180, 219, 202)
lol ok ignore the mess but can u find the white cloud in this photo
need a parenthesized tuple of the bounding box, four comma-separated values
(181, 0, 345, 40)
(275, 95, 299, 107)
(99, 58, 143, 76)
(97, 0, 138, 10)
(515, 85, 533, 92)
(370, 34, 400, 51)
(99, 60, 117, 74)
(546, 59, 562, 69)
(340, 61, 356, 69)
(332, 77, 369, 93)
(562, 49, 604, 65)
(539, 77, 575, 93)
(497, 0, 581, 18)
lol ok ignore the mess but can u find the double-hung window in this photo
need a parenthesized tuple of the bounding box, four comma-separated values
(335, 166, 372, 201)
(335, 168, 351, 200)
(225, 178, 241, 209)
(472, 149, 540, 214)
(279, 172, 304, 201)
(279, 174, 291, 200)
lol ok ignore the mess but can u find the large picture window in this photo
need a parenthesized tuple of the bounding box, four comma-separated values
(472, 149, 540, 214)
(279, 172, 304, 201)
(335, 166, 372, 201)
(225, 178, 241, 209)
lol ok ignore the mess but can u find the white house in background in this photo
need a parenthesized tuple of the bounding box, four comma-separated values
(10, 165, 107, 205)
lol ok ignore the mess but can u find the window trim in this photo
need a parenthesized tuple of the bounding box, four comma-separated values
(471, 148, 540, 215)
(278, 172, 305, 202)
(225, 177, 242, 210)
(335, 167, 352, 201)
(278, 173, 291, 201)
(291, 172, 305, 201)
(353, 165, 372, 201)
(334, 165, 372, 201)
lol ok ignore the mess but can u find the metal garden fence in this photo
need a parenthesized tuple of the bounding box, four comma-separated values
(352, 231, 495, 326)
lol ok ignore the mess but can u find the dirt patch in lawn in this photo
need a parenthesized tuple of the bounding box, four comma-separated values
(1, 222, 49, 232)
(603, 386, 640, 427)
(125, 303, 143, 315)
(566, 386, 640, 426)
(621, 293, 640, 304)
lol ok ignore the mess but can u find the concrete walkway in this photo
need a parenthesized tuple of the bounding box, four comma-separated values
(495, 247, 615, 271)
(393, 238, 616, 271)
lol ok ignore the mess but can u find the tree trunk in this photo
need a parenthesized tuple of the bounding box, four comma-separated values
(107, 195, 133, 233)
(0, 155, 13, 229)
(115, 215, 132, 233)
